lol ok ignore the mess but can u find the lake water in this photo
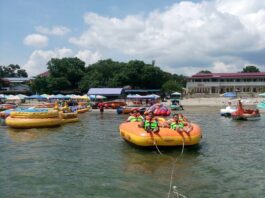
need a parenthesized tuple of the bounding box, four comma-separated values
(0, 107, 265, 198)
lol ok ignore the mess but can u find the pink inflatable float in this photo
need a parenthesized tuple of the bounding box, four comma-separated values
(144, 104, 171, 116)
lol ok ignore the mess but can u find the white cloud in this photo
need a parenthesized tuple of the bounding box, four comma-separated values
(75, 50, 102, 64)
(23, 34, 48, 48)
(36, 26, 70, 36)
(23, 48, 73, 76)
(69, 0, 265, 75)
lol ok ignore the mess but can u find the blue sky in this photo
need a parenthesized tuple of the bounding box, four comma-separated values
(1, 0, 265, 76)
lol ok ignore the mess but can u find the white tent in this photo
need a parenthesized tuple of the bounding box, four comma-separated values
(171, 92, 181, 95)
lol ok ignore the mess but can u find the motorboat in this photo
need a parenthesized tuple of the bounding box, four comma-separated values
(220, 106, 236, 116)
(231, 100, 261, 121)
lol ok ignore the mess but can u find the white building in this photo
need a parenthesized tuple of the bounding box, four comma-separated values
(186, 72, 265, 94)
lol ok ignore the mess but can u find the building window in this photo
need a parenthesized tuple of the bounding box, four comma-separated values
(253, 88, 257, 92)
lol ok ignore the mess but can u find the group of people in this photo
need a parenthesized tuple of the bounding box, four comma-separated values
(126, 109, 193, 133)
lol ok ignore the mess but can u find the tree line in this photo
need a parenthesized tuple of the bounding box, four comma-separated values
(31, 58, 186, 94)
(198, 65, 260, 74)
(0, 64, 28, 78)
(0, 64, 28, 88)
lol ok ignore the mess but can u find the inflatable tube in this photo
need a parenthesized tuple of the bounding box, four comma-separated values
(59, 112, 78, 119)
(119, 122, 202, 146)
(62, 117, 79, 124)
(0, 109, 14, 119)
(10, 110, 59, 119)
(77, 107, 90, 114)
(6, 117, 62, 128)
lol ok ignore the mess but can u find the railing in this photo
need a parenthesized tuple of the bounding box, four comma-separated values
(187, 81, 265, 87)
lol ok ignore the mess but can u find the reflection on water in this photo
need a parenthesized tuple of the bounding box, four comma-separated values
(6, 127, 62, 142)
(0, 109, 265, 198)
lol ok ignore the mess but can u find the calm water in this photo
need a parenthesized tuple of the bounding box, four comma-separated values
(0, 107, 265, 198)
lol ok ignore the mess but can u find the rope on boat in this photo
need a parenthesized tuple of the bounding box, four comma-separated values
(151, 131, 163, 155)
(152, 135, 163, 155)
(167, 136, 185, 198)
(149, 130, 186, 197)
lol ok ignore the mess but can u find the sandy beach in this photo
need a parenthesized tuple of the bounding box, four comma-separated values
(168, 97, 264, 107)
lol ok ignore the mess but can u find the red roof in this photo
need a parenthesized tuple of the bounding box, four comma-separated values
(190, 72, 265, 79)
(38, 71, 50, 77)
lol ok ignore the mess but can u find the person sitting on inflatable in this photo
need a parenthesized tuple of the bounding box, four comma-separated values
(138, 111, 160, 133)
(62, 102, 71, 113)
(178, 113, 193, 133)
(164, 114, 184, 132)
(126, 109, 144, 122)
(165, 114, 193, 133)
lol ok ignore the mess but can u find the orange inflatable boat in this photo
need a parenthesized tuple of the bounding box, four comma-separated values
(119, 122, 202, 146)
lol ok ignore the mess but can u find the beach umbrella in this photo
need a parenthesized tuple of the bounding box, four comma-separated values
(81, 94, 89, 100)
(49, 94, 70, 99)
(6, 95, 21, 100)
(126, 94, 142, 99)
(88, 95, 106, 99)
(221, 92, 237, 98)
(17, 94, 27, 99)
(149, 94, 160, 99)
(41, 94, 49, 99)
(5, 95, 15, 99)
(26, 94, 47, 100)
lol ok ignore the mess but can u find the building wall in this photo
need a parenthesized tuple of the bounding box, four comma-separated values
(186, 77, 265, 94)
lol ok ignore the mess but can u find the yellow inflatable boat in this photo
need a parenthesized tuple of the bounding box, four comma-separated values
(6, 117, 62, 128)
(119, 122, 202, 146)
(77, 107, 90, 114)
(59, 112, 79, 124)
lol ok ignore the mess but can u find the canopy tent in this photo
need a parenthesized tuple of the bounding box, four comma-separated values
(88, 88, 124, 96)
(220, 92, 237, 98)
(258, 93, 265, 97)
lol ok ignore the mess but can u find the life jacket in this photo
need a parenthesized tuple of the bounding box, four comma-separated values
(170, 121, 177, 130)
(144, 118, 158, 130)
(170, 121, 184, 130)
(129, 115, 143, 122)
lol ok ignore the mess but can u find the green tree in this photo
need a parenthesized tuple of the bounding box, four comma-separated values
(47, 57, 85, 88)
(17, 69, 28, 77)
(0, 64, 28, 77)
(242, 65, 260, 73)
(198, 70, 211, 74)
(30, 77, 51, 94)
(162, 80, 183, 94)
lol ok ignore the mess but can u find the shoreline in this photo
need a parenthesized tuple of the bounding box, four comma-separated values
(166, 97, 264, 107)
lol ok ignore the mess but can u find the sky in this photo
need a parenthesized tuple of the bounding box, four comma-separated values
(1, 0, 265, 76)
